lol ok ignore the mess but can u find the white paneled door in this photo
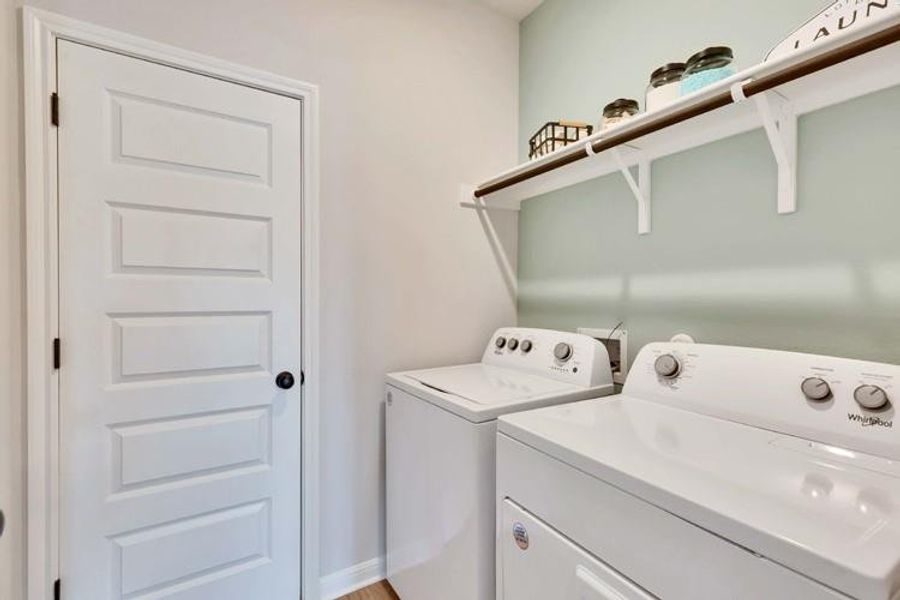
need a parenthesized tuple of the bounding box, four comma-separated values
(57, 40, 302, 599)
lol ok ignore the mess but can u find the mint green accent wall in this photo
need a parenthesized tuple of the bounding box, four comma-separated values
(518, 0, 900, 363)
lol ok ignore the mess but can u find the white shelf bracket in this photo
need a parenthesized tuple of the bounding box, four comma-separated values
(458, 184, 518, 301)
(733, 80, 797, 215)
(755, 92, 797, 214)
(609, 146, 651, 235)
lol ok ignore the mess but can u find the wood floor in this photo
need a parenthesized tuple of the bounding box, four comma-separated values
(338, 580, 400, 600)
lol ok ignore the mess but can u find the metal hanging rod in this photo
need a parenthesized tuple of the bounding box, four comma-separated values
(474, 21, 900, 199)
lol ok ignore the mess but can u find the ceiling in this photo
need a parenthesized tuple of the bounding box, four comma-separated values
(477, 0, 545, 20)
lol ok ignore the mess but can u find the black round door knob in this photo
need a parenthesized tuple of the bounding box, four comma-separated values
(276, 371, 295, 390)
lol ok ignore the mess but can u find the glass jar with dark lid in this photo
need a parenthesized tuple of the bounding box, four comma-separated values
(681, 46, 735, 95)
(645, 63, 685, 112)
(601, 98, 639, 131)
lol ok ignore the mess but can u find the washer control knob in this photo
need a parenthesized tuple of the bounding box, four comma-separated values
(553, 342, 573, 362)
(654, 354, 681, 379)
(508, 338, 519, 351)
(854, 384, 890, 410)
(801, 377, 831, 402)
(495, 336, 507, 349)
(520, 340, 533, 353)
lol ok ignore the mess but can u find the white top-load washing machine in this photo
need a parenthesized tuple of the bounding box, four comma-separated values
(386, 327, 615, 600)
(497, 342, 900, 600)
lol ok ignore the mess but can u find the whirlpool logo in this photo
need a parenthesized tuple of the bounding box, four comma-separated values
(847, 413, 893, 428)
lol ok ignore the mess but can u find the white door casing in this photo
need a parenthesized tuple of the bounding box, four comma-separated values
(57, 39, 302, 599)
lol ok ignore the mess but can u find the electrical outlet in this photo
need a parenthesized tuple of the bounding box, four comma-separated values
(578, 327, 628, 385)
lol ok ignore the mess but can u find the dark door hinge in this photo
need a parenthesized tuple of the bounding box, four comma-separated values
(53, 338, 60, 370)
(50, 93, 59, 127)
(53, 578, 60, 600)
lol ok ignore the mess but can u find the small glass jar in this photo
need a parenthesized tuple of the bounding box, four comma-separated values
(645, 62, 685, 113)
(601, 98, 640, 132)
(680, 46, 735, 95)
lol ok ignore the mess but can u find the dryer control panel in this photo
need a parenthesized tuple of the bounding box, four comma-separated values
(626, 342, 900, 461)
(483, 328, 613, 389)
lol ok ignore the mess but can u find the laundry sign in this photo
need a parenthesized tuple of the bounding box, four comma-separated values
(766, 0, 900, 61)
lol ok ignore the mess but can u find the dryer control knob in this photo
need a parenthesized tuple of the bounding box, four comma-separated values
(801, 377, 831, 401)
(654, 354, 681, 379)
(553, 342, 573, 362)
(854, 384, 889, 410)
(495, 336, 507, 349)
(520, 340, 533, 353)
(508, 338, 519, 351)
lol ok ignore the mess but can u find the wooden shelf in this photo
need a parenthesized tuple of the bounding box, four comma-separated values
(465, 15, 900, 232)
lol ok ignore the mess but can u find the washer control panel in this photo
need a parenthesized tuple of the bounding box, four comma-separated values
(484, 328, 613, 388)
(626, 342, 900, 461)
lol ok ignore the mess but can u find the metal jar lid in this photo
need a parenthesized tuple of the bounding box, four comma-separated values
(650, 62, 686, 82)
(602, 98, 640, 117)
(685, 46, 734, 69)
(649, 62, 686, 88)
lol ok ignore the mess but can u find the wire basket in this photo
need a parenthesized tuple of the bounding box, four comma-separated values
(529, 120, 593, 160)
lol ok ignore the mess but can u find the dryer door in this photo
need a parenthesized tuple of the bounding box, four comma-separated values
(500, 500, 654, 600)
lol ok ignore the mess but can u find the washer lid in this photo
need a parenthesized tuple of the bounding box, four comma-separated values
(387, 363, 610, 423)
(408, 364, 577, 405)
(499, 396, 900, 600)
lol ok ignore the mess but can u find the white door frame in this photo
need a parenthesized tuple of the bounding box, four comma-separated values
(23, 7, 321, 599)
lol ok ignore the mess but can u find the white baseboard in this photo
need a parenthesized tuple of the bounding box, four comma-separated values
(319, 556, 386, 600)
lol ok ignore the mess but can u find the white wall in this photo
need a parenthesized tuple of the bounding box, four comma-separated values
(0, 1, 518, 596)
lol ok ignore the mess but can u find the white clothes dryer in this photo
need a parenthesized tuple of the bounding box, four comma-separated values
(498, 342, 900, 600)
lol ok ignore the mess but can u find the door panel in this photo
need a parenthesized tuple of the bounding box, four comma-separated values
(111, 203, 272, 277)
(110, 406, 271, 491)
(112, 312, 272, 380)
(58, 40, 302, 599)
(112, 500, 270, 597)
(110, 91, 272, 183)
